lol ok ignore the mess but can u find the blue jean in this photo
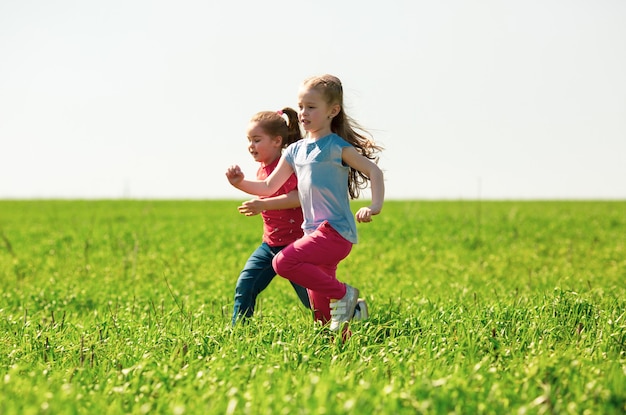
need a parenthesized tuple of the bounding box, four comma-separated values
(232, 242, 311, 326)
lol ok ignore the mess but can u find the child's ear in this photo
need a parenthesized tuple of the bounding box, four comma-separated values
(273, 135, 284, 147)
(330, 104, 341, 118)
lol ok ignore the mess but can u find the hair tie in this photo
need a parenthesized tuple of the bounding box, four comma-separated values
(276, 110, 284, 115)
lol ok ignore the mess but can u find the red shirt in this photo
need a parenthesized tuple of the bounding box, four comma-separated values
(258, 158, 304, 246)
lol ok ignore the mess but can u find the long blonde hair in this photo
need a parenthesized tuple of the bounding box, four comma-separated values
(301, 74, 383, 199)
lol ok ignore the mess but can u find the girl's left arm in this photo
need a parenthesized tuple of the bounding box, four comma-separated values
(342, 146, 385, 223)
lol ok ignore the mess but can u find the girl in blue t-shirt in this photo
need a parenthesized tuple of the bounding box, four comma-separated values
(226, 75, 384, 332)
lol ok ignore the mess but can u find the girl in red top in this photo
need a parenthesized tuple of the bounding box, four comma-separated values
(230, 108, 310, 325)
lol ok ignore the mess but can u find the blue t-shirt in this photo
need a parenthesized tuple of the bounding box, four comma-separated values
(284, 133, 358, 243)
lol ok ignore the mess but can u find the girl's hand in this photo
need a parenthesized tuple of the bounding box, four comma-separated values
(356, 206, 380, 223)
(238, 199, 263, 216)
(225, 165, 244, 186)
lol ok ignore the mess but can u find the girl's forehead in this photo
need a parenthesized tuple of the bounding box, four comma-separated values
(298, 87, 325, 102)
(247, 120, 260, 130)
(246, 122, 266, 136)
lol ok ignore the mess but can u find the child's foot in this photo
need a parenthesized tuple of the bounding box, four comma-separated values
(353, 298, 369, 320)
(329, 284, 359, 331)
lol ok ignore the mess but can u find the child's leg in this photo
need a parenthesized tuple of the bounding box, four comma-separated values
(309, 288, 331, 322)
(273, 222, 352, 318)
(232, 243, 276, 325)
(289, 281, 311, 309)
(307, 263, 338, 322)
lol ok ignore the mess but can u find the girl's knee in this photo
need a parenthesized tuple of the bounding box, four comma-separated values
(272, 252, 285, 274)
(273, 250, 296, 275)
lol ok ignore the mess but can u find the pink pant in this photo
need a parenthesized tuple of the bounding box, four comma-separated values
(272, 221, 353, 323)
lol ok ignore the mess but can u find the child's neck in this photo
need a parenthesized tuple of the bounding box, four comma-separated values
(308, 126, 332, 140)
(261, 154, 280, 167)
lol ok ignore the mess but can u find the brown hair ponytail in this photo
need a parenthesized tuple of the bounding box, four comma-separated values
(279, 107, 302, 147)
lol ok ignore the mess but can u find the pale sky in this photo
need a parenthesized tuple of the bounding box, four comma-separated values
(1, 0, 625, 200)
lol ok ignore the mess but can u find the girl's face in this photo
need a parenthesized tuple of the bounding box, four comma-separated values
(246, 121, 283, 165)
(298, 86, 339, 139)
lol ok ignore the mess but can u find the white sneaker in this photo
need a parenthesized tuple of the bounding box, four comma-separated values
(353, 298, 369, 320)
(329, 284, 359, 331)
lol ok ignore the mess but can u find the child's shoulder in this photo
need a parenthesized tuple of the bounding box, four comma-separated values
(328, 133, 352, 148)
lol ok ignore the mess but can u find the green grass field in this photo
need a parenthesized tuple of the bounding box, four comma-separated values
(0, 200, 624, 414)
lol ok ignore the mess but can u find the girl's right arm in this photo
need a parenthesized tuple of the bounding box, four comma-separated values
(226, 155, 295, 197)
(238, 190, 300, 216)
